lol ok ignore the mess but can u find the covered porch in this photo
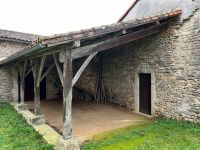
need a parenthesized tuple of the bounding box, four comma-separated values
(26, 99, 149, 143)
(0, 8, 181, 148)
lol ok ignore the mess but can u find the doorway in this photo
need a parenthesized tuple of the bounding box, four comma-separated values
(139, 73, 151, 115)
(25, 72, 46, 101)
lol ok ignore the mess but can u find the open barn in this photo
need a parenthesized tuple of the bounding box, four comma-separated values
(0, 0, 200, 149)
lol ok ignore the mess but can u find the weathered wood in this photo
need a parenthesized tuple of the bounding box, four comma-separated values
(22, 60, 27, 79)
(74, 40, 81, 47)
(59, 51, 66, 63)
(22, 42, 75, 61)
(62, 52, 73, 140)
(72, 52, 97, 87)
(53, 54, 64, 87)
(25, 68, 32, 78)
(18, 64, 24, 104)
(71, 23, 167, 59)
(95, 54, 106, 103)
(37, 56, 46, 87)
(18, 60, 27, 104)
(40, 63, 55, 82)
(30, 59, 41, 115)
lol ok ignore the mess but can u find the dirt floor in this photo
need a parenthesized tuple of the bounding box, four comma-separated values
(26, 99, 150, 143)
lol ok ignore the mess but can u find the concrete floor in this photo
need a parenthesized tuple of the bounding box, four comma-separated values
(27, 99, 150, 143)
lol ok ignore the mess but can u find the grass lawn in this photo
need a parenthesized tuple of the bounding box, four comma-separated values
(82, 118, 200, 150)
(0, 103, 53, 150)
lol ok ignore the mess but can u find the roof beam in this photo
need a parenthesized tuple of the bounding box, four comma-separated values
(71, 23, 167, 59)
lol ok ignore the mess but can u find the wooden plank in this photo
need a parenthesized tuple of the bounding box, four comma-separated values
(72, 52, 97, 87)
(37, 56, 46, 87)
(40, 63, 55, 82)
(53, 54, 64, 87)
(62, 52, 73, 140)
(71, 23, 167, 59)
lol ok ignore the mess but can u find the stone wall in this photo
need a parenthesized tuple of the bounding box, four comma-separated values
(0, 40, 28, 60)
(73, 56, 98, 97)
(124, 0, 195, 21)
(102, 9, 200, 123)
(0, 40, 28, 102)
(46, 67, 62, 100)
(0, 65, 18, 102)
(45, 57, 98, 100)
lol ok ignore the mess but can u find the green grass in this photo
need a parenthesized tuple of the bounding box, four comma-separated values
(82, 118, 200, 150)
(0, 103, 54, 150)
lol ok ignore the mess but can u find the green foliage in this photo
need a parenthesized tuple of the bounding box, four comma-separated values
(82, 118, 200, 150)
(0, 103, 53, 150)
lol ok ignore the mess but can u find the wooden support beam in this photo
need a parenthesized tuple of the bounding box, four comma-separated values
(25, 68, 32, 78)
(18, 60, 27, 104)
(62, 52, 73, 140)
(37, 56, 46, 87)
(22, 60, 27, 79)
(40, 63, 55, 82)
(72, 52, 97, 87)
(18, 64, 23, 104)
(30, 59, 41, 115)
(53, 54, 64, 87)
(71, 23, 167, 59)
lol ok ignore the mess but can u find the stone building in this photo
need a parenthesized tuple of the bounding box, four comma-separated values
(0, 29, 39, 102)
(0, 0, 199, 148)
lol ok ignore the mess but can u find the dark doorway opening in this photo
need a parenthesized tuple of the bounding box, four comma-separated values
(25, 72, 46, 101)
(139, 73, 151, 115)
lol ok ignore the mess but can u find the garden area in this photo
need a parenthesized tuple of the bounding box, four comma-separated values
(0, 103, 53, 150)
(82, 118, 200, 150)
(0, 103, 199, 150)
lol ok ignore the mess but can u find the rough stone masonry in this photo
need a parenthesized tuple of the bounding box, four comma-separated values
(0, 0, 199, 125)
(0, 40, 29, 102)
(100, 3, 200, 123)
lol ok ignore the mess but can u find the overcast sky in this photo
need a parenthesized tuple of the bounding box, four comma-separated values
(0, 0, 133, 36)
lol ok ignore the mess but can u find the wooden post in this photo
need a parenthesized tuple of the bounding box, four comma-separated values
(30, 59, 41, 116)
(20, 79, 25, 104)
(62, 51, 73, 140)
(18, 61, 27, 104)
